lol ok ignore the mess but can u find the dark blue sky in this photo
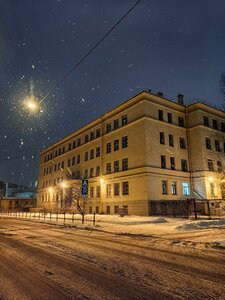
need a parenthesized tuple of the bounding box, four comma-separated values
(0, 0, 225, 187)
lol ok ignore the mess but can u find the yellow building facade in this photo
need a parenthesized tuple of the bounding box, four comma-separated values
(37, 91, 225, 215)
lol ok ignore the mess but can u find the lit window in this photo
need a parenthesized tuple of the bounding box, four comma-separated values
(182, 182, 190, 196)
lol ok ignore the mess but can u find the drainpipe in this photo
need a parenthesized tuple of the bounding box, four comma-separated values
(185, 106, 194, 197)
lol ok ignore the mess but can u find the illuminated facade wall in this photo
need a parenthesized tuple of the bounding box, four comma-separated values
(37, 91, 225, 215)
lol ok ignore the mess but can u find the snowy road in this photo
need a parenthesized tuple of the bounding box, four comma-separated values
(0, 219, 225, 300)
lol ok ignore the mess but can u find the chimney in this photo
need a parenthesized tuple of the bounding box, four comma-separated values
(157, 91, 164, 97)
(177, 94, 184, 105)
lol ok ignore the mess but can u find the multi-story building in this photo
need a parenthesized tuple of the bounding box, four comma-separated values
(37, 91, 225, 215)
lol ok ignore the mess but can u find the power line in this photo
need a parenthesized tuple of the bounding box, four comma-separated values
(40, 0, 141, 103)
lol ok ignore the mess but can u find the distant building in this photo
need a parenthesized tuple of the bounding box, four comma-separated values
(37, 91, 225, 215)
(0, 197, 37, 211)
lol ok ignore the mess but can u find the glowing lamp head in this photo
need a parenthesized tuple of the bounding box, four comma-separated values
(60, 181, 67, 189)
(208, 176, 214, 182)
(100, 178, 104, 185)
(23, 96, 40, 113)
(48, 187, 53, 193)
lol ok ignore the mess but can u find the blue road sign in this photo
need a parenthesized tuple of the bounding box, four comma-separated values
(82, 179, 89, 197)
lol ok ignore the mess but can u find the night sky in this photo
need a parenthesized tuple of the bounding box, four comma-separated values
(0, 0, 225, 187)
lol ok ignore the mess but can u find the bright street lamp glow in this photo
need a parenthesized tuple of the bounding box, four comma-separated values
(208, 176, 213, 182)
(60, 181, 67, 188)
(23, 96, 40, 113)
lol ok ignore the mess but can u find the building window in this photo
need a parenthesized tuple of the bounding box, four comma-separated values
(160, 132, 165, 144)
(170, 157, 175, 170)
(122, 181, 129, 195)
(96, 128, 101, 138)
(221, 122, 225, 132)
(210, 182, 216, 197)
(84, 169, 88, 179)
(96, 186, 101, 198)
(61, 161, 64, 170)
(84, 151, 88, 161)
(212, 119, 218, 130)
(85, 134, 89, 143)
(171, 181, 177, 195)
(114, 139, 119, 151)
(161, 155, 166, 169)
(122, 136, 128, 148)
(77, 154, 80, 164)
(67, 158, 71, 167)
(106, 163, 111, 174)
(106, 142, 111, 154)
(114, 183, 120, 196)
(205, 137, 211, 150)
(178, 116, 185, 127)
(106, 184, 112, 197)
(114, 160, 119, 172)
(180, 137, 186, 149)
(208, 159, 214, 171)
(106, 206, 110, 214)
(77, 138, 81, 147)
(114, 206, 119, 214)
(54, 164, 57, 172)
(217, 161, 222, 172)
(96, 146, 100, 157)
(122, 158, 128, 171)
(181, 159, 188, 172)
(169, 134, 174, 146)
(72, 156, 76, 166)
(68, 143, 72, 151)
(182, 182, 190, 196)
(122, 115, 128, 126)
(203, 116, 209, 127)
(215, 140, 221, 152)
(90, 186, 94, 198)
(90, 168, 94, 178)
(96, 166, 100, 177)
(90, 131, 95, 140)
(90, 149, 94, 160)
(114, 119, 119, 130)
(72, 141, 76, 149)
(158, 110, 163, 121)
(167, 113, 172, 124)
(162, 180, 168, 194)
(106, 123, 111, 133)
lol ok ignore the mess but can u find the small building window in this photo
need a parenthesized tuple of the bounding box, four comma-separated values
(178, 116, 185, 127)
(221, 122, 225, 132)
(208, 159, 214, 171)
(106, 123, 111, 133)
(114, 139, 119, 151)
(167, 113, 172, 124)
(106, 163, 111, 174)
(158, 110, 163, 121)
(171, 181, 177, 195)
(203, 116, 209, 127)
(84, 151, 88, 161)
(170, 157, 175, 170)
(122, 158, 128, 171)
(90, 149, 94, 159)
(217, 161, 222, 172)
(160, 132, 165, 144)
(169, 134, 174, 146)
(161, 155, 166, 169)
(85, 134, 89, 143)
(182, 182, 190, 196)
(122, 115, 128, 126)
(114, 119, 119, 130)
(212, 119, 218, 130)
(180, 137, 186, 149)
(205, 137, 211, 149)
(96, 128, 101, 138)
(90, 186, 94, 198)
(77, 154, 80, 164)
(89, 168, 94, 178)
(90, 131, 95, 140)
(96, 186, 101, 198)
(215, 140, 221, 152)
(114, 183, 120, 196)
(106, 206, 111, 214)
(181, 159, 188, 172)
(106, 142, 111, 154)
(96, 166, 100, 177)
(122, 136, 128, 148)
(162, 180, 168, 194)
(114, 160, 119, 172)
(122, 181, 129, 195)
(114, 206, 119, 214)
(96, 146, 101, 157)
(106, 184, 112, 197)
(77, 138, 81, 147)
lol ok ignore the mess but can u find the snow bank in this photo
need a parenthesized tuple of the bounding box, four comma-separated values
(177, 218, 225, 231)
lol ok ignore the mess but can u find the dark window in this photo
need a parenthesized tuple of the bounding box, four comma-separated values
(160, 132, 165, 144)
(180, 137, 186, 149)
(77, 154, 80, 164)
(114, 206, 119, 214)
(158, 110, 163, 121)
(205, 137, 211, 149)
(161, 155, 166, 169)
(221, 122, 225, 132)
(122, 181, 129, 195)
(169, 134, 174, 146)
(96, 166, 100, 177)
(162, 180, 167, 194)
(114, 183, 120, 196)
(178, 116, 185, 127)
(96, 186, 101, 198)
(90, 149, 94, 159)
(181, 159, 188, 172)
(122, 115, 128, 126)
(72, 156, 76, 166)
(170, 157, 175, 170)
(217, 161, 222, 172)
(90, 168, 94, 178)
(114, 160, 119, 172)
(171, 181, 177, 195)
(55, 150, 58, 157)
(167, 113, 172, 123)
(213, 119, 218, 130)
(123, 205, 128, 214)
(73, 141, 76, 149)
(90, 131, 95, 140)
(77, 138, 81, 146)
(67, 158, 71, 167)
(106, 142, 111, 154)
(106, 123, 111, 133)
(85, 134, 89, 143)
(203, 116, 209, 126)
(61, 161, 64, 169)
(122, 158, 128, 171)
(215, 140, 221, 152)
(122, 136, 128, 148)
(54, 164, 57, 172)
(114, 139, 119, 151)
(114, 119, 119, 130)
(208, 159, 213, 171)
(106, 206, 110, 214)
(58, 148, 61, 155)
(84, 169, 88, 178)
(106, 163, 111, 174)
(96, 146, 101, 157)
(96, 128, 101, 138)
(84, 151, 88, 161)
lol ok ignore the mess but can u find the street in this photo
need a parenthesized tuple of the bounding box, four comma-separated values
(0, 218, 225, 300)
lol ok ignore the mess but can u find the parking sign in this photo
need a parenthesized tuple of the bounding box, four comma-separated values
(82, 179, 89, 198)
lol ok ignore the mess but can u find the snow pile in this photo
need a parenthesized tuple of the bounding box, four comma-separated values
(177, 218, 225, 231)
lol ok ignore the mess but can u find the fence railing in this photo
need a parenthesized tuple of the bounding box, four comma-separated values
(0, 211, 96, 226)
